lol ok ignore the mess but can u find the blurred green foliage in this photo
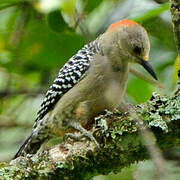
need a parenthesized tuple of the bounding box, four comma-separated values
(136, 160, 180, 180)
(0, 0, 179, 179)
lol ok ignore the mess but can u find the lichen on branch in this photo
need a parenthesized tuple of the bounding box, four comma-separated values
(0, 81, 180, 179)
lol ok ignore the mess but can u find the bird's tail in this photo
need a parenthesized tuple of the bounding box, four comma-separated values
(13, 132, 48, 159)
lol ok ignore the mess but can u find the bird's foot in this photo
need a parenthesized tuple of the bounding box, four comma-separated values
(64, 121, 99, 148)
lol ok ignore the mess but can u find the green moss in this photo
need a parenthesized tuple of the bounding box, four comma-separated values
(0, 84, 180, 179)
(0, 165, 29, 180)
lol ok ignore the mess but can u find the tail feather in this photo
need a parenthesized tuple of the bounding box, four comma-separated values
(13, 133, 47, 159)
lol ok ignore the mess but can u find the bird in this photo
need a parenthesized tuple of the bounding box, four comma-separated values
(14, 19, 157, 159)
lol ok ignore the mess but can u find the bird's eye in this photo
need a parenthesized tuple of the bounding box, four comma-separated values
(133, 46, 141, 55)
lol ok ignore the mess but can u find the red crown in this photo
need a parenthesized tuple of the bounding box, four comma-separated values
(109, 19, 138, 31)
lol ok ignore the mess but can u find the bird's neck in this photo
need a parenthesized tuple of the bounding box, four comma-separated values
(98, 31, 129, 72)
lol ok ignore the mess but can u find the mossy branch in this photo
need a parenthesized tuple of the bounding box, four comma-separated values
(170, 0, 180, 53)
(0, 81, 180, 180)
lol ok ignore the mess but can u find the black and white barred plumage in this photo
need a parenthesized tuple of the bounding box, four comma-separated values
(14, 40, 100, 159)
(35, 39, 100, 125)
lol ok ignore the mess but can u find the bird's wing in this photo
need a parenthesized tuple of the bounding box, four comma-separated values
(34, 40, 100, 127)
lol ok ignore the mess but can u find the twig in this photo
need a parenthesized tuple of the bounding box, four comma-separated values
(8, 2, 31, 48)
(0, 116, 32, 128)
(130, 67, 164, 89)
(0, 89, 42, 98)
(127, 104, 168, 178)
(74, 7, 94, 42)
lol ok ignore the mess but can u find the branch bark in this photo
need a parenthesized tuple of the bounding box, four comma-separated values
(170, 0, 180, 53)
(0, 81, 180, 179)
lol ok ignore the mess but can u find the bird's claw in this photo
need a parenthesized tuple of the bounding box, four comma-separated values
(64, 120, 100, 148)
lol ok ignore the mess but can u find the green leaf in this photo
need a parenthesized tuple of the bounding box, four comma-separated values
(130, 2, 170, 23)
(0, 0, 23, 5)
(60, 0, 76, 17)
(13, 18, 85, 73)
(84, 0, 103, 13)
(47, 10, 69, 33)
(0, 2, 20, 11)
(143, 17, 175, 50)
(127, 76, 154, 103)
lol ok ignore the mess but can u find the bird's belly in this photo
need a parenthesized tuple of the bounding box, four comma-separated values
(49, 59, 129, 134)
(75, 79, 126, 128)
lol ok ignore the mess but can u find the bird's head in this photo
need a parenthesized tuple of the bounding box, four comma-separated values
(101, 19, 157, 80)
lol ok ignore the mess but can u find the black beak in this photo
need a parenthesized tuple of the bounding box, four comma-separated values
(140, 59, 157, 80)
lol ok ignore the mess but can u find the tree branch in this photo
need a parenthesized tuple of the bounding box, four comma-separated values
(170, 0, 180, 52)
(0, 80, 180, 179)
(0, 89, 42, 98)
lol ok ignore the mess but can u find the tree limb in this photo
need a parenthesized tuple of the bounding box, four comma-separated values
(170, 0, 180, 52)
(0, 80, 180, 179)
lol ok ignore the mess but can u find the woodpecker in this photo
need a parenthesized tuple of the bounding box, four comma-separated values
(14, 19, 157, 159)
